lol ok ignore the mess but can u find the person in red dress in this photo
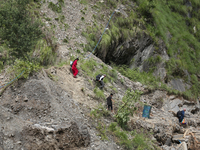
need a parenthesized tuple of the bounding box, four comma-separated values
(72, 58, 79, 78)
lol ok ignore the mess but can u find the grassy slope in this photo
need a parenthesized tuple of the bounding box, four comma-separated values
(81, 0, 200, 99)
(140, 0, 200, 98)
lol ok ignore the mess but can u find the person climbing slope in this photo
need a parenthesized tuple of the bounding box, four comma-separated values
(177, 108, 186, 125)
(72, 58, 79, 78)
(96, 74, 106, 89)
(107, 93, 114, 113)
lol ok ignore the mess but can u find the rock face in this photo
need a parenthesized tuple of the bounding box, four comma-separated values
(131, 90, 200, 149)
(96, 32, 153, 66)
(0, 72, 92, 150)
(168, 79, 186, 92)
(21, 122, 90, 149)
(95, 30, 169, 81)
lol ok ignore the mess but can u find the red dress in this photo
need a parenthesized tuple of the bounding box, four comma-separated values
(72, 60, 78, 77)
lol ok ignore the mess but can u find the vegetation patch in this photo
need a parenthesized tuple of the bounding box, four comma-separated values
(48, 0, 64, 13)
(89, 90, 157, 149)
(0, 0, 43, 58)
(115, 90, 142, 129)
(93, 87, 105, 99)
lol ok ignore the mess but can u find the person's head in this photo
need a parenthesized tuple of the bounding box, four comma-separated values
(110, 93, 113, 97)
(183, 108, 186, 111)
(76, 57, 79, 61)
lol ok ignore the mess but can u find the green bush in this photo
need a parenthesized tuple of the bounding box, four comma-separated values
(90, 104, 110, 119)
(48, 1, 63, 13)
(80, 58, 98, 77)
(132, 132, 154, 150)
(94, 88, 105, 99)
(108, 122, 117, 132)
(8, 59, 40, 79)
(115, 90, 142, 128)
(96, 122, 108, 140)
(79, 0, 88, 5)
(114, 128, 134, 149)
(34, 39, 57, 66)
(0, 0, 42, 58)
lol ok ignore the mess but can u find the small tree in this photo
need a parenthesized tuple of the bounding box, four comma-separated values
(115, 89, 142, 129)
(0, 0, 42, 58)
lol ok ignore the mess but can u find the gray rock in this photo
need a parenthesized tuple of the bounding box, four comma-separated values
(169, 79, 186, 92)
(23, 95, 28, 102)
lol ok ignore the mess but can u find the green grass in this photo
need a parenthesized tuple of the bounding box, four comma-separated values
(90, 103, 157, 150)
(108, 123, 156, 150)
(80, 59, 118, 83)
(90, 104, 110, 119)
(80, 0, 200, 99)
(48, 0, 64, 13)
(94, 87, 105, 99)
(80, 58, 97, 77)
(134, 0, 200, 98)
(79, 0, 88, 5)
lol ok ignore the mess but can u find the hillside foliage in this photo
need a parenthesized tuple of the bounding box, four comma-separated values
(81, 0, 200, 99)
(0, 0, 43, 58)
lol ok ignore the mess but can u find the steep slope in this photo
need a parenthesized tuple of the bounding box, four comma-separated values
(1, 48, 200, 149)
(0, 0, 200, 149)
(38, 0, 200, 99)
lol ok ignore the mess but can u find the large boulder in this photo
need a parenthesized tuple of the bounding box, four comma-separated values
(21, 122, 90, 149)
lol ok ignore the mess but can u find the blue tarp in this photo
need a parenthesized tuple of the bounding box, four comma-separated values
(142, 105, 152, 118)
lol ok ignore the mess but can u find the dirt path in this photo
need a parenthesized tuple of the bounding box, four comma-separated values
(53, 65, 101, 109)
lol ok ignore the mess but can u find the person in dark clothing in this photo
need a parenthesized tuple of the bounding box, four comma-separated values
(177, 108, 186, 124)
(72, 58, 79, 78)
(107, 93, 114, 113)
(96, 74, 106, 89)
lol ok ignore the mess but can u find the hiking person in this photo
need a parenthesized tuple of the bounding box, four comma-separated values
(72, 58, 79, 78)
(107, 93, 114, 113)
(96, 74, 106, 89)
(177, 108, 186, 125)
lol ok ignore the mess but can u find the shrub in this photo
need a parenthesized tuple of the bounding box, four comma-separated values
(81, 17, 85, 21)
(80, 59, 97, 76)
(8, 59, 40, 79)
(108, 122, 117, 132)
(115, 90, 142, 128)
(79, 0, 88, 5)
(34, 39, 57, 66)
(132, 132, 154, 150)
(48, 1, 63, 13)
(0, 0, 42, 58)
(94, 87, 105, 99)
(96, 122, 108, 140)
(90, 104, 110, 119)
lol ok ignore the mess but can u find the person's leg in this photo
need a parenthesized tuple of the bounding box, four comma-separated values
(100, 80, 104, 89)
(111, 105, 113, 113)
(74, 68, 78, 77)
(108, 105, 112, 111)
(72, 68, 75, 75)
(179, 117, 183, 124)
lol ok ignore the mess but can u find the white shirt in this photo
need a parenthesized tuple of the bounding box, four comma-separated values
(99, 75, 105, 81)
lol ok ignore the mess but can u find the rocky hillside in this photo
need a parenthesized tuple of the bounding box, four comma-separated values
(0, 0, 200, 150)
(36, 0, 200, 99)
(0, 50, 200, 149)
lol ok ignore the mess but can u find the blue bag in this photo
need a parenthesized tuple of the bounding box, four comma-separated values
(142, 105, 152, 118)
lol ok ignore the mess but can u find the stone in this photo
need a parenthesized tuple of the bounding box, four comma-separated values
(169, 79, 186, 92)
(16, 141, 21, 145)
(165, 138, 172, 146)
(172, 134, 186, 142)
(24, 95, 28, 102)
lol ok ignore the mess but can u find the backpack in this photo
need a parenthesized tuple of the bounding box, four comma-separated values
(96, 74, 101, 81)
(177, 110, 182, 118)
(70, 61, 73, 67)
